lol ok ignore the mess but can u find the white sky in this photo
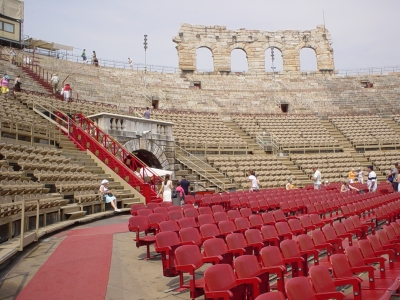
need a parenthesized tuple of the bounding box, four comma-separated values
(24, 0, 400, 72)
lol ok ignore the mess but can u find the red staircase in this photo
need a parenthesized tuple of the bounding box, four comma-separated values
(56, 111, 163, 203)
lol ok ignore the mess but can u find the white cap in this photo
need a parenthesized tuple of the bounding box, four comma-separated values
(101, 179, 109, 185)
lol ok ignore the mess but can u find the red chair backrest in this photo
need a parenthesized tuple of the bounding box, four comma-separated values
(218, 220, 237, 235)
(198, 207, 213, 215)
(203, 238, 229, 257)
(273, 210, 286, 222)
(249, 214, 264, 227)
(212, 205, 224, 213)
(130, 203, 146, 215)
(275, 222, 291, 235)
(155, 231, 180, 248)
(198, 214, 216, 226)
(148, 213, 167, 225)
(234, 217, 251, 231)
(214, 212, 229, 223)
(322, 226, 338, 240)
(358, 239, 375, 259)
(179, 227, 202, 246)
(368, 234, 384, 252)
(280, 239, 301, 258)
(137, 208, 153, 217)
(255, 292, 285, 300)
(330, 254, 355, 278)
(240, 208, 252, 218)
(200, 223, 221, 239)
(285, 277, 318, 300)
(260, 246, 285, 267)
(226, 233, 247, 250)
(168, 210, 184, 221)
(311, 230, 327, 246)
(147, 202, 160, 210)
(175, 245, 203, 269)
(345, 246, 366, 268)
(184, 208, 199, 219)
(261, 212, 276, 225)
(234, 254, 261, 278)
(128, 216, 149, 232)
(228, 210, 241, 220)
(299, 216, 313, 228)
(333, 222, 347, 236)
(245, 229, 264, 245)
(297, 234, 315, 252)
(153, 207, 169, 218)
(309, 265, 337, 294)
(204, 264, 236, 292)
(178, 217, 198, 229)
(288, 219, 303, 231)
(343, 218, 356, 231)
(168, 205, 181, 211)
(261, 225, 279, 240)
(159, 220, 180, 232)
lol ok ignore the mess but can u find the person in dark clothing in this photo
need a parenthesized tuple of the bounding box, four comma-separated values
(180, 176, 190, 195)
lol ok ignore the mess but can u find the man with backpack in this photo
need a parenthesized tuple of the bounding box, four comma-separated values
(388, 162, 399, 192)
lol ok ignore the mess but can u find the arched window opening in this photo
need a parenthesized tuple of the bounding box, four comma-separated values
(230, 49, 248, 72)
(265, 47, 283, 72)
(300, 47, 317, 71)
(196, 47, 214, 72)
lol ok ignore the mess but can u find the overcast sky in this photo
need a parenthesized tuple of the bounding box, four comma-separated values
(24, 0, 400, 72)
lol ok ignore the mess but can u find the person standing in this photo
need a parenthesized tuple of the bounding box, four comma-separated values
(180, 175, 190, 195)
(50, 74, 59, 94)
(143, 107, 151, 119)
(91, 51, 97, 64)
(357, 167, 364, 184)
(128, 57, 133, 68)
(158, 174, 173, 202)
(348, 168, 356, 183)
(312, 166, 321, 190)
(14, 75, 21, 92)
(367, 165, 377, 192)
(81, 49, 87, 63)
(1, 74, 9, 98)
(248, 170, 259, 191)
(62, 83, 71, 102)
(389, 163, 399, 192)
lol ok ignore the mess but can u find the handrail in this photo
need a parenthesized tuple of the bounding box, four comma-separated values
(28, 99, 162, 202)
(70, 113, 164, 202)
(175, 144, 228, 192)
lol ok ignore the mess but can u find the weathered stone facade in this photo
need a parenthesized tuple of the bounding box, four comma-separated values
(173, 24, 334, 74)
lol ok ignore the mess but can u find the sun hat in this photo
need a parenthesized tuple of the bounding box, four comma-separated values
(101, 179, 109, 185)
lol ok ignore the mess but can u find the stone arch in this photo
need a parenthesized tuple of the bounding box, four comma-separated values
(123, 139, 171, 170)
(196, 46, 214, 72)
(265, 46, 283, 72)
(299, 46, 318, 71)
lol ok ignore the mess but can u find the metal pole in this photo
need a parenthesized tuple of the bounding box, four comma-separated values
(144, 35, 148, 87)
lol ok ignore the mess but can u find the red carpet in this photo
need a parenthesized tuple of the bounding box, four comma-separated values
(16, 223, 128, 300)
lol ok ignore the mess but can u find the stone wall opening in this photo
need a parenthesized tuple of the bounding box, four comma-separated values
(265, 47, 283, 73)
(132, 149, 162, 169)
(196, 47, 214, 72)
(231, 48, 248, 72)
(300, 47, 318, 71)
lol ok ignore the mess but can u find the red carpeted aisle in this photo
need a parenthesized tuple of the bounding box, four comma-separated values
(17, 223, 127, 300)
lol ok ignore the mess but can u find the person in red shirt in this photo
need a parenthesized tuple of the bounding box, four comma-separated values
(62, 83, 71, 103)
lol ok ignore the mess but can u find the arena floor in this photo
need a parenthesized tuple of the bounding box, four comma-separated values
(0, 214, 192, 300)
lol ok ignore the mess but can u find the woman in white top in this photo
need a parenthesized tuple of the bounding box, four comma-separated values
(248, 170, 259, 191)
(366, 166, 377, 192)
(99, 179, 120, 212)
(159, 174, 173, 202)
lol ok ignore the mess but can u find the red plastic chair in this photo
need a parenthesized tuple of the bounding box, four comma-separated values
(240, 207, 252, 218)
(219, 220, 240, 237)
(159, 220, 180, 233)
(234, 255, 270, 295)
(343, 218, 365, 239)
(155, 231, 181, 277)
(310, 213, 333, 228)
(383, 225, 400, 243)
(285, 276, 342, 300)
(160, 201, 173, 208)
(178, 217, 198, 229)
(146, 202, 160, 210)
(346, 246, 400, 286)
(261, 225, 280, 246)
(358, 239, 399, 270)
(148, 213, 167, 232)
(128, 216, 156, 260)
(226, 233, 253, 257)
(312, 229, 343, 254)
(199, 206, 213, 215)
(183, 195, 195, 205)
(309, 265, 390, 300)
(227, 210, 241, 220)
(368, 234, 400, 259)
(168, 210, 184, 221)
(287, 219, 306, 236)
(204, 264, 260, 300)
(203, 238, 233, 266)
(261, 212, 276, 226)
(350, 215, 375, 235)
(212, 205, 225, 214)
(184, 208, 199, 219)
(299, 215, 317, 232)
(234, 217, 251, 233)
(130, 203, 146, 215)
(331, 253, 399, 292)
(334, 221, 361, 241)
(179, 227, 202, 248)
(229, 198, 240, 210)
(198, 214, 216, 226)
(244, 229, 266, 256)
(275, 222, 293, 240)
(200, 223, 224, 241)
(254, 292, 285, 300)
(376, 230, 400, 256)
(168, 205, 181, 211)
(280, 239, 317, 276)
(175, 245, 217, 300)
(249, 200, 260, 214)
(137, 208, 153, 217)
(182, 203, 194, 210)
(297, 234, 331, 267)
(153, 207, 169, 219)
(257, 199, 269, 212)
(249, 214, 264, 229)
(324, 223, 353, 248)
(214, 212, 229, 223)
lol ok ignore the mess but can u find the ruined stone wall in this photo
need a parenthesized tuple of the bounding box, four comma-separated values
(173, 24, 334, 75)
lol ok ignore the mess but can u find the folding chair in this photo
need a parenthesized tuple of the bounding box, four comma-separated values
(155, 231, 181, 277)
(128, 216, 156, 260)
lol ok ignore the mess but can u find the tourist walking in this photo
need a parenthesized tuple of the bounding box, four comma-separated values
(143, 107, 151, 119)
(14, 75, 21, 92)
(366, 165, 377, 192)
(91, 51, 97, 64)
(50, 74, 59, 93)
(248, 170, 259, 191)
(312, 166, 321, 190)
(1, 74, 9, 98)
(158, 174, 173, 202)
(128, 57, 133, 68)
(388, 163, 399, 192)
(99, 179, 121, 212)
(348, 168, 356, 183)
(357, 167, 364, 184)
(180, 175, 190, 195)
(81, 49, 87, 63)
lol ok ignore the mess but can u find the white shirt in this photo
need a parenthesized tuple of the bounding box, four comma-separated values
(249, 175, 259, 189)
(368, 171, 377, 182)
(313, 170, 321, 185)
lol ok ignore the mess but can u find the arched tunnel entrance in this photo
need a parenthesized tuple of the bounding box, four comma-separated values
(132, 149, 162, 169)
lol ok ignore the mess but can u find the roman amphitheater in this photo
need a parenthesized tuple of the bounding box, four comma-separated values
(1, 20, 400, 300)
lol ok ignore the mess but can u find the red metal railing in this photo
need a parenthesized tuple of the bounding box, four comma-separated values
(56, 111, 163, 203)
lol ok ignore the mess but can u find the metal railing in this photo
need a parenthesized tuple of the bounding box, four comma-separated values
(175, 144, 228, 192)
